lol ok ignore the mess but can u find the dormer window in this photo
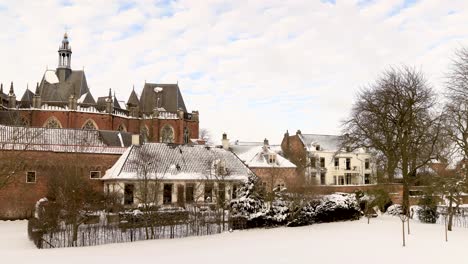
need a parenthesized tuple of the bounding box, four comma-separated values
(212, 159, 227, 176)
(346, 146, 351, 152)
(268, 154, 276, 164)
(316, 145, 320, 151)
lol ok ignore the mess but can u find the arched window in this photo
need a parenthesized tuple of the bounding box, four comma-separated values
(82, 119, 98, 130)
(140, 125, 149, 142)
(117, 123, 127, 132)
(43, 116, 62, 128)
(160, 125, 174, 143)
(183, 127, 190, 144)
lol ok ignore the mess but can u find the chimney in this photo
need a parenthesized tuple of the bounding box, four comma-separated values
(222, 133, 229, 150)
(264, 138, 269, 146)
(132, 134, 140, 146)
(296, 129, 302, 135)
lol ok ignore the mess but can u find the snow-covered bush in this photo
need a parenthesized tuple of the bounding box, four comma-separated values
(230, 174, 267, 227)
(386, 204, 403, 216)
(264, 192, 290, 226)
(417, 196, 439, 223)
(287, 193, 361, 227)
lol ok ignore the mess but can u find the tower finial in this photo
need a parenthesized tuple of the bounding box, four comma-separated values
(35, 82, 40, 95)
(0, 83, 3, 94)
(9, 81, 15, 96)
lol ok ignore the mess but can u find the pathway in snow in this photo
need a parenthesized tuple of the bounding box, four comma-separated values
(1, 216, 467, 264)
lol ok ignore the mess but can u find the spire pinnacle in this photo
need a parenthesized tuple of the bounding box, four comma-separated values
(0, 83, 3, 94)
(35, 82, 40, 95)
(9, 81, 14, 96)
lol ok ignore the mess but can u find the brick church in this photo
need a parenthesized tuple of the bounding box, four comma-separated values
(0, 33, 199, 144)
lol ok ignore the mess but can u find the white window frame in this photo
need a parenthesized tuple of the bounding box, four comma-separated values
(26, 171, 36, 183)
(90, 171, 101, 179)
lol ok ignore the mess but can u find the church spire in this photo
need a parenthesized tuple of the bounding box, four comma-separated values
(9, 81, 15, 96)
(58, 32, 72, 69)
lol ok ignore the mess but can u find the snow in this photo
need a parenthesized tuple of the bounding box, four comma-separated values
(2, 216, 468, 263)
(44, 70, 59, 84)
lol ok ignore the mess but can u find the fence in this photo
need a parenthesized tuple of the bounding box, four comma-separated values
(29, 205, 246, 249)
(435, 207, 468, 228)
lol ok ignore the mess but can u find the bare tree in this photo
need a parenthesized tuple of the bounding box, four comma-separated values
(342, 66, 444, 216)
(199, 128, 213, 145)
(0, 121, 43, 189)
(131, 145, 165, 239)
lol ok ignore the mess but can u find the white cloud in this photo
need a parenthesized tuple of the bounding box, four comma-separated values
(0, 0, 467, 144)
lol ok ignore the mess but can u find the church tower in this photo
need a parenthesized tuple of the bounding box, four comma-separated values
(57, 33, 72, 81)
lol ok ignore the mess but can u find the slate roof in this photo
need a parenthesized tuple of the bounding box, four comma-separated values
(127, 89, 140, 107)
(139, 83, 187, 114)
(20, 89, 34, 107)
(103, 143, 253, 181)
(0, 125, 131, 154)
(38, 69, 94, 104)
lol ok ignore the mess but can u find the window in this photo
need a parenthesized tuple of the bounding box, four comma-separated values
(26, 171, 36, 183)
(334, 158, 339, 168)
(320, 157, 325, 168)
(218, 183, 226, 204)
(160, 125, 175, 143)
(163, 184, 173, 204)
(310, 157, 316, 168)
(315, 145, 320, 151)
(183, 127, 190, 144)
(82, 119, 98, 130)
(124, 184, 134, 205)
(338, 176, 344, 185)
(365, 159, 370, 170)
(117, 123, 127, 132)
(320, 172, 326, 185)
(186, 184, 194, 203)
(140, 125, 149, 142)
(346, 158, 351, 170)
(346, 146, 351, 152)
(89, 171, 101, 179)
(43, 117, 62, 128)
(365, 174, 371, 184)
(268, 154, 276, 164)
(333, 175, 337, 185)
(345, 174, 352, 185)
(204, 183, 213, 202)
(232, 184, 238, 199)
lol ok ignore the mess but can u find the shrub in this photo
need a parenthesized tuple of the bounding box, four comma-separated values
(386, 204, 403, 216)
(417, 195, 439, 223)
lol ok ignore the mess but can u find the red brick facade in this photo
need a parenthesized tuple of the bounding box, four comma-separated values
(14, 110, 199, 144)
(250, 167, 300, 192)
(0, 151, 120, 220)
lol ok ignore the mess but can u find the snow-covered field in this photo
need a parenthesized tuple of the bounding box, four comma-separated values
(1, 215, 467, 264)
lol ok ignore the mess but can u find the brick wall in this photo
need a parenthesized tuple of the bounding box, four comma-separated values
(250, 167, 300, 191)
(18, 110, 199, 144)
(0, 150, 120, 220)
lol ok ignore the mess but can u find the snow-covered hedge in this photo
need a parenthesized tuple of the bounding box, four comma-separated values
(386, 204, 403, 216)
(287, 193, 361, 227)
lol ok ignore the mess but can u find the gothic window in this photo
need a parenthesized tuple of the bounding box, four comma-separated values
(82, 119, 98, 130)
(160, 125, 174, 143)
(117, 123, 127, 132)
(43, 116, 62, 128)
(183, 127, 190, 144)
(140, 125, 149, 142)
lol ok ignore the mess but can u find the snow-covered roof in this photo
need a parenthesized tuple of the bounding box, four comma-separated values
(0, 125, 130, 154)
(298, 134, 342, 152)
(231, 144, 296, 168)
(44, 70, 59, 84)
(103, 143, 253, 181)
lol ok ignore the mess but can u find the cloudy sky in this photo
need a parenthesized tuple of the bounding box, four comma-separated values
(0, 0, 467, 144)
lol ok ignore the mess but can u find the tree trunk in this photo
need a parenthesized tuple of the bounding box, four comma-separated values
(402, 219, 406, 247)
(448, 195, 454, 231)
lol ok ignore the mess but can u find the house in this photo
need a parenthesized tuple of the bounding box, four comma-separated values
(0, 33, 199, 144)
(222, 134, 299, 192)
(102, 143, 253, 207)
(282, 130, 375, 186)
(0, 125, 131, 219)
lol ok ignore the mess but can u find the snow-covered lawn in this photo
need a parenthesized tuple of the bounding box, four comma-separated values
(1, 215, 467, 264)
